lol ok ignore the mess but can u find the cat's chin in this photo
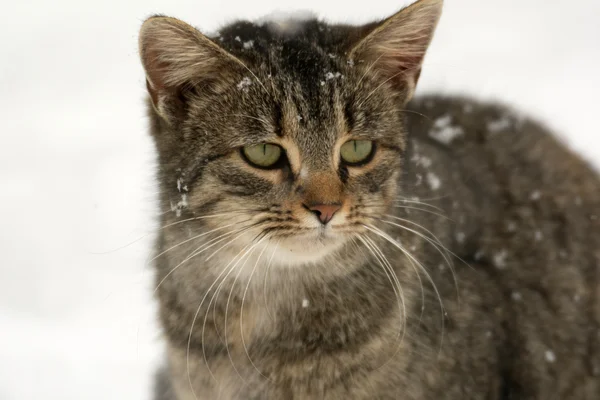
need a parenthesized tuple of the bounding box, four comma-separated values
(265, 230, 348, 267)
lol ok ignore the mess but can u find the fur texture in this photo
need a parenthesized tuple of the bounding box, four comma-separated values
(138, 0, 600, 398)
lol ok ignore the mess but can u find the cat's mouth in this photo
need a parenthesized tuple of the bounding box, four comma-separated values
(262, 224, 351, 266)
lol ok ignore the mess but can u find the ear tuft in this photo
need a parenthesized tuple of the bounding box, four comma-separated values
(349, 0, 443, 101)
(138, 16, 241, 119)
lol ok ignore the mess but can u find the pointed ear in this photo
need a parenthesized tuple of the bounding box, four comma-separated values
(138, 16, 243, 121)
(348, 0, 443, 102)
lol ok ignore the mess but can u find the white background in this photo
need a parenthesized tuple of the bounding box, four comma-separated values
(1, 0, 599, 399)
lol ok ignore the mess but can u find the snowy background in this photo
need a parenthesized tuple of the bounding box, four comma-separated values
(1, 0, 598, 399)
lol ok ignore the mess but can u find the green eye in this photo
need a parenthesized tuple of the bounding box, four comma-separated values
(242, 143, 283, 168)
(340, 140, 374, 165)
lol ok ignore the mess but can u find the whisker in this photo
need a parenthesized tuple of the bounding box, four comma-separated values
(186, 239, 255, 397)
(236, 60, 269, 94)
(240, 238, 273, 382)
(380, 215, 466, 301)
(391, 205, 453, 221)
(153, 225, 254, 294)
(357, 235, 412, 372)
(393, 199, 445, 213)
(148, 221, 246, 265)
(364, 233, 426, 323)
(370, 108, 433, 122)
(356, 69, 409, 110)
(363, 224, 446, 355)
(233, 113, 269, 124)
(397, 194, 450, 202)
(209, 238, 265, 385)
(90, 211, 251, 255)
(159, 211, 250, 230)
(262, 242, 279, 323)
(357, 235, 406, 328)
(204, 225, 257, 262)
(360, 200, 453, 221)
(354, 53, 386, 90)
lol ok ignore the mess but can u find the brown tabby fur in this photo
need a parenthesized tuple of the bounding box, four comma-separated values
(138, 0, 600, 398)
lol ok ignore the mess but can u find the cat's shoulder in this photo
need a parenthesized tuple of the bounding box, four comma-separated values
(406, 95, 537, 147)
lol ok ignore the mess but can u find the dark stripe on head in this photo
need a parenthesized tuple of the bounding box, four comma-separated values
(273, 102, 284, 137)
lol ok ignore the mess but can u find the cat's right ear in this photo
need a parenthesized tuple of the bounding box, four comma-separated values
(138, 16, 242, 122)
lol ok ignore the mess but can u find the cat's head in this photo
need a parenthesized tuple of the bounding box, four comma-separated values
(139, 0, 442, 267)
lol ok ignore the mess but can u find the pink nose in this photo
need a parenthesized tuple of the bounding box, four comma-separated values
(305, 203, 342, 225)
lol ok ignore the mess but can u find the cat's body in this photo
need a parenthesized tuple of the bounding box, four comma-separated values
(139, 1, 600, 399)
(153, 95, 600, 400)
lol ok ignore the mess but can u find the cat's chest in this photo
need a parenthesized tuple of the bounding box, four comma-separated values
(168, 302, 405, 400)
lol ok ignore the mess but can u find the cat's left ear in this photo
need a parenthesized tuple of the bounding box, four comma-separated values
(348, 0, 443, 102)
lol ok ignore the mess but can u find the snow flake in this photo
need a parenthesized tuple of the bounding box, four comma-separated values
(434, 115, 452, 127)
(412, 154, 432, 168)
(243, 40, 254, 49)
(493, 250, 508, 269)
(487, 116, 512, 133)
(530, 191, 541, 201)
(429, 115, 464, 144)
(302, 298, 310, 308)
(299, 167, 308, 180)
(347, 59, 355, 67)
(320, 81, 325, 86)
(426, 172, 441, 190)
(324, 71, 343, 80)
(511, 291, 522, 301)
(545, 350, 556, 363)
(172, 194, 189, 217)
(234, 36, 241, 42)
(534, 230, 543, 241)
(431, 125, 464, 143)
(455, 232, 466, 243)
(414, 173, 423, 186)
(237, 77, 252, 90)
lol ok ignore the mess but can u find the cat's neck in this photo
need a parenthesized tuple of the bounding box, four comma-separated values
(155, 237, 416, 348)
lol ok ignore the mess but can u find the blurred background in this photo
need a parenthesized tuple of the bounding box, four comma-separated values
(1, 0, 598, 399)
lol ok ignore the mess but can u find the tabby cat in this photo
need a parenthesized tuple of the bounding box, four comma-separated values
(138, 0, 600, 398)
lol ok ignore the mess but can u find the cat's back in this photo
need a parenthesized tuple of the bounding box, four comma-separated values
(405, 95, 600, 398)
(405, 95, 600, 248)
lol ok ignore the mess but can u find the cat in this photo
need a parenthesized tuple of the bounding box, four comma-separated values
(138, 0, 600, 398)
